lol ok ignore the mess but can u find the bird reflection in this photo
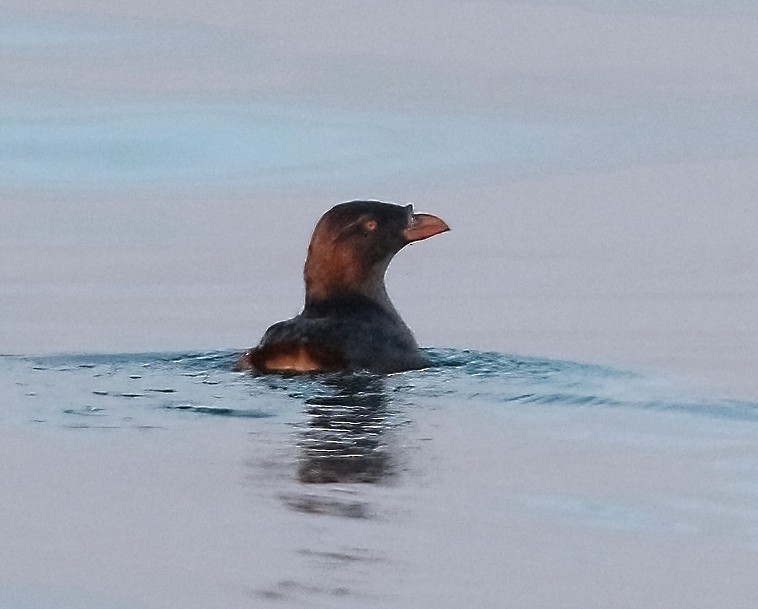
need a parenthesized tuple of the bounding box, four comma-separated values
(297, 374, 392, 484)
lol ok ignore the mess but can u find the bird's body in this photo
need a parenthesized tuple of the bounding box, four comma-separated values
(242, 293, 427, 373)
(235, 201, 449, 374)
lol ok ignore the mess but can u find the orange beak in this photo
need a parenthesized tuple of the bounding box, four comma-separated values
(403, 213, 450, 243)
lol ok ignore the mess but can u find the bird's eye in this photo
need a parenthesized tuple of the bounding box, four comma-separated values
(364, 220, 378, 232)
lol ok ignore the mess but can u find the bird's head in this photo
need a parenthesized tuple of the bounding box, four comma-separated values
(304, 200, 449, 304)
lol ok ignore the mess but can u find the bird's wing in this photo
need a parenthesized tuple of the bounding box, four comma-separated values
(235, 318, 347, 373)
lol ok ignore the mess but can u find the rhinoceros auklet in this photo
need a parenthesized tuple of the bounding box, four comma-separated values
(235, 200, 449, 374)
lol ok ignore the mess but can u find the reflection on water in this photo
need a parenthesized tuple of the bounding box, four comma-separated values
(279, 374, 396, 519)
(298, 375, 392, 484)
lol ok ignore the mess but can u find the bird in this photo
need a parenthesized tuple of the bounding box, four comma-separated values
(234, 200, 449, 374)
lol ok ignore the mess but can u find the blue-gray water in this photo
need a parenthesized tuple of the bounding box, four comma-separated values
(3, 3, 758, 607)
(3, 349, 758, 608)
(4, 349, 758, 429)
(3, 3, 757, 398)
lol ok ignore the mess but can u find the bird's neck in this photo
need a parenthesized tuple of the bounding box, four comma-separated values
(303, 249, 398, 316)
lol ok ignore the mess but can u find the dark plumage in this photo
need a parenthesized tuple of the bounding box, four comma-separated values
(235, 200, 449, 374)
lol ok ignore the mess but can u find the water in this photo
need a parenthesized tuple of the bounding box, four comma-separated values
(6, 348, 758, 430)
(3, 349, 758, 608)
(3, 3, 757, 398)
(3, 10, 758, 200)
(3, 3, 758, 607)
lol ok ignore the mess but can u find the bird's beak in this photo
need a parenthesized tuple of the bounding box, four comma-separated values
(403, 213, 450, 243)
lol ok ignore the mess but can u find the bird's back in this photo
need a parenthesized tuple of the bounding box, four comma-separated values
(237, 294, 427, 373)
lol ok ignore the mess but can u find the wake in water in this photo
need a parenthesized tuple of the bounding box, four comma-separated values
(2, 348, 757, 428)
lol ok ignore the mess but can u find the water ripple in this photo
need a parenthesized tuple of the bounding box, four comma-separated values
(0, 348, 755, 428)
(161, 403, 273, 418)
